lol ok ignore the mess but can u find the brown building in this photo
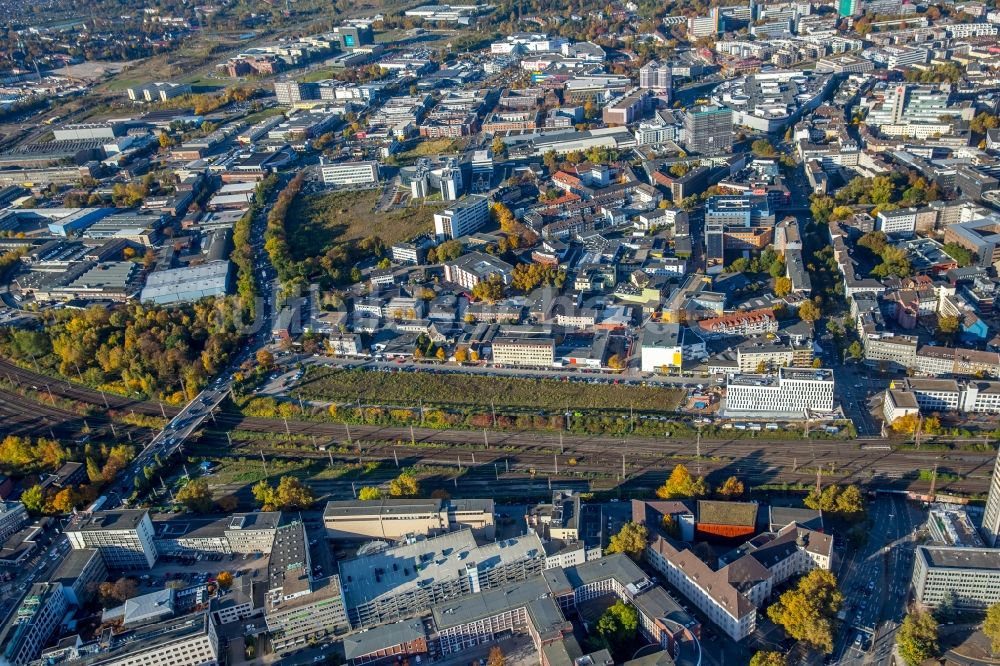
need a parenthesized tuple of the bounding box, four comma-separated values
(695, 500, 758, 541)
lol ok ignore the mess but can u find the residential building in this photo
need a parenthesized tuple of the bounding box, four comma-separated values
(687, 8, 721, 37)
(981, 445, 1000, 547)
(321, 161, 380, 186)
(443, 252, 514, 290)
(323, 498, 495, 541)
(912, 547, 1000, 609)
(66, 510, 158, 570)
(433, 195, 490, 239)
(639, 61, 672, 94)
(683, 105, 733, 155)
(724, 368, 835, 415)
(696, 308, 778, 339)
(339, 530, 545, 626)
(343, 619, 429, 666)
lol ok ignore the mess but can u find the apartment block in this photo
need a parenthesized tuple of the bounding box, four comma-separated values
(433, 195, 490, 239)
(321, 161, 380, 186)
(491, 336, 555, 368)
(443, 252, 514, 290)
(0, 583, 69, 665)
(0, 501, 28, 543)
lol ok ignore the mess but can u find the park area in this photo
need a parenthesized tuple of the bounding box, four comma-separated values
(286, 189, 442, 260)
(295, 368, 686, 413)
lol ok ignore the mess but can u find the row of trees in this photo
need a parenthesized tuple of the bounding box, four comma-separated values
(654, 464, 745, 501)
(359, 472, 420, 500)
(251, 476, 316, 511)
(803, 484, 865, 519)
(232, 175, 280, 320)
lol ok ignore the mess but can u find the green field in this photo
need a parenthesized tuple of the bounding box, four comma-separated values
(296, 368, 686, 413)
(286, 189, 441, 261)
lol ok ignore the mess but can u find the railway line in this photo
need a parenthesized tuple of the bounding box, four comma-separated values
(1, 357, 996, 496)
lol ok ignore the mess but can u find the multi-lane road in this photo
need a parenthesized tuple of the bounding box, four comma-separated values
(831, 493, 922, 665)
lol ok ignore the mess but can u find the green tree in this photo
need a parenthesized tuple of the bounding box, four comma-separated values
(606, 522, 648, 560)
(751, 138, 778, 156)
(896, 610, 939, 666)
(175, 478, 214, 513)
(596, 601, 639, 653)
(766, 569, 842, 654)
(750, 652, 787, 666)
(983, 603, 1000, 654)
(21, 484, 45, 513)
(848, 341, 864, 360)
(942, 242, 974, 267)
(656, 464, 710, 499)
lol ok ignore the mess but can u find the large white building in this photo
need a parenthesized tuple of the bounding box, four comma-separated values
(0, 583, 69, 665)
(0, 501, 28, 543)
(982, 447, 1000, 547)
(320, 161, 380, 186)
(913, 547, 1000, 609)
(724, 368, 835, 415)
(66, 510, 158, 570)
(433, 195, 490, 239)
(640, 322, 706, 372)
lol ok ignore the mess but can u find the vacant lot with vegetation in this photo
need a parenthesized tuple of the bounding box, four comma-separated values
(286, 189, 440, 261)
(297, 368, 685, 413)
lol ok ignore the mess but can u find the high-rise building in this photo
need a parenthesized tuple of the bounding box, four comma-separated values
(687, 7, 721, 37)
(433, 195, 490, 239)
(639, 60, 673, 97)
(66, 509, 158, 570)
(839, 0, 859, 17)
(683, 104, 733, 155)
(981, 447, 1000, 546)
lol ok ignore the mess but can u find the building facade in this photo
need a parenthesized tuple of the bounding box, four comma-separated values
(66, 510, 158, 570)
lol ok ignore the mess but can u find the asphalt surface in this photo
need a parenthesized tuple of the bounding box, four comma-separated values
(830, 494, 923, 666)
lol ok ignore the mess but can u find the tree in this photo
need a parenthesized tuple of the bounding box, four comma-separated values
(942, 242, 975, 267)
(717, 476, 745, 498)
(435, 347, 447, 361)
(491, 135, 507, 158)
(804, 484, 865, 517)
(606, 522, 648, 560)
(217, 571, 234, 590)
(891, 413, 920, 434)
(596, 601, 639, 653)
(97, 577, 139, 608)
(984, 602, 1000, 654)
(848, 341, 863, 360)
(766, 569, 842, 653)
(896, 610, 939, 666)
(253, 476, 315, 510)
(358, 486, 382, 500)
(750, 652, 787, 666)
(656, 464, 710, 500)
(471, 274, 505, 304)
(774, 276, 792, 297)
(388, 472, 419, 497)
(751, 138, 778, 156)
(21, 484, 45, 514)
(49, 486, 81, 513)
(486, 646, 505, 666)
(256, 349, 275, 368)
(217, 495, 240, 512)
(176, 478, 214, 513)
(798, 300, 820, 322)
(607, 354, 624, 370)
(454, 347, 469, 363)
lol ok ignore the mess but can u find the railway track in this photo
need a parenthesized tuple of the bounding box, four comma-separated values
(1, 357, 995, 495)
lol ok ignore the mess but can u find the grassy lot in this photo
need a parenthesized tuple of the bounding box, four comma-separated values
(297, 368, 686, 413)
(243, 107, 287, 124)
(286, 189, 441, 260)
(396, 137, 465, 160)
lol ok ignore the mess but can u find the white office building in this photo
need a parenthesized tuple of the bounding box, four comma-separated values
(320, 161, 380, 186)
(876, 208, 917, 238)
(66, 510, 158, 570)
(0, 501, 28, 542)
(982, 447, 1000, 547)
(724, 368, 835, 415)
(913, 547, 1000, 609)
(433, 195, 490, 239)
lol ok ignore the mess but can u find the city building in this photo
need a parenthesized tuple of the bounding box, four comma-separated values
(0, 501, 28, 543)
(153, 512, 283, 556)
(696, 308, 778, 339)
(443, 252, 514, 290)
(125, 82, 192, 103)
(912, 547, 1000, 609)
(339, 529, 545, 626)
(66, 510, 158, 570)
(433, 195, 490, 239)
(323, 498, 495, 541)
(264, 521, 350, 653)
(640, 322, 707, 372)
(639, 61, 673, 94)
(320, 161, 380, 186)
(0, 583, 69, 665)
(683, 105, 733, 155)
(687, 8, 721, 37)
(981, 445, 1000, 547)
(491, 336, 556, 368)
(724, 368, 835, 416)
(140, 261, 232, 305)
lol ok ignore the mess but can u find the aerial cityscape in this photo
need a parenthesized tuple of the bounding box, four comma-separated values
(1, 0, 1000, 664)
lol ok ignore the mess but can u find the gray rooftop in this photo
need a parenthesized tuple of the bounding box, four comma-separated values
(339, 530, 544, 610)
(343, 619, 427, 660)
(67, 509, 149, 533)
(919, 546, 1000, 570)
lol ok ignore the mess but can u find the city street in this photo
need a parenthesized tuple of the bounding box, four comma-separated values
(831, 494, 923, 665)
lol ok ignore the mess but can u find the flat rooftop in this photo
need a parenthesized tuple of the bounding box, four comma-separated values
(339, 530, 543, 610)
(67, 509, 148, 532)
(919, 546, 1000, 570)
